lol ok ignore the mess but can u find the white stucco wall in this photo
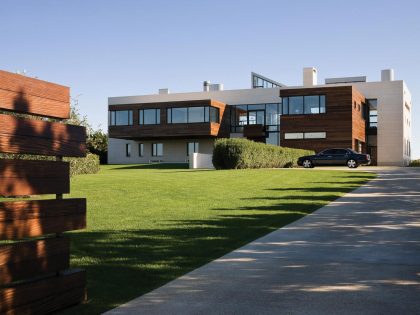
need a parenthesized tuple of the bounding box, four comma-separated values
(108, 138, 215, 164)
(109, 87, 281, 106)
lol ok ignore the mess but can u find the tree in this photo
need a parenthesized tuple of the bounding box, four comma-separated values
(67, 101, 108, 164)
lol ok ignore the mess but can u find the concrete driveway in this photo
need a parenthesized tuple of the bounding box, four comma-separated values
(105, 168, 420, 315)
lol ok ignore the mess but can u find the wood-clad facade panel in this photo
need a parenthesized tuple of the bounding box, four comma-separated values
(109, 99, 228, 140)
(280, 86, 366, 153)
(0, 114, 86, 157)
(0, 160, 70, 197)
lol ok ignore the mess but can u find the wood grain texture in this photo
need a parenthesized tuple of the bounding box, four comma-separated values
(0, 70, 69, 119)
(0, 269, 86, 314)
(0, 237, 70, 285)
(0, 114, 86, 157)
(280, 86, 366, 153)
(0, 199, 86, 239)
(109, 99, 229, 140)
(0, 160, 69, 197)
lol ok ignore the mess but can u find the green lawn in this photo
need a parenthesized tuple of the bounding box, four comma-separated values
(59, 164, 374, 314)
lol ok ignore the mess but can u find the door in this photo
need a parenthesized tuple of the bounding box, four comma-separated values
(333, 149, 350, 165)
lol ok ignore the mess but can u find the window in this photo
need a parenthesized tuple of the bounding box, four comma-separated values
(210, 107, 219, 123)
(187, 142, 199, 156)
(284, 132, 326, 140)
(304, 132, 326, 139)
(285, 132, 304, 139)
(252, 73, 283, 89)
(266, 132, 279, 145)
(230, 103, 280, 133)
(367, 99, 378, 128)
(109, 110, 133, 126)
(304, 95, 320, 114)
(138, 143, 144, 157)
(139, 109, 160, 125)
(126, 143, 131, 157)
(281, 95, 326, 115)
(167, 106, 218, 124)
(289, 96, 304, 115)
(152, 143, 163, 157)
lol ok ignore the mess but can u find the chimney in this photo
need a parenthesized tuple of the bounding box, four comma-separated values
(203, 81, 211, 92)
(303, 67, 317, 86)
(381, 69, 394, 81)
(159, 88, 170, 94)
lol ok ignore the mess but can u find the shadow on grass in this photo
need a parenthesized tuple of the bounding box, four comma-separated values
(61, 211, 307, 315)
(110, 163, 189, 170)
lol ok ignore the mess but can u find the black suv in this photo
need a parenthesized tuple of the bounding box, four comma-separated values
(298, 148, 371, 168)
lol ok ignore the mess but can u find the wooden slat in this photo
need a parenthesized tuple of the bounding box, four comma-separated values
(0, 114, 86, 157)
(0, 160, 69, 197)
(0, 70, 69, 119)
(0, 199, 86, 239)
(0, 269, 86, 314)
(0, 237, 70, 285)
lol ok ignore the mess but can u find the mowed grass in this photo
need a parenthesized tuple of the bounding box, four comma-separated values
(60, 164, 374, 314)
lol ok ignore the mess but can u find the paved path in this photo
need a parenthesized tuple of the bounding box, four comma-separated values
(105, 168, 420, 315)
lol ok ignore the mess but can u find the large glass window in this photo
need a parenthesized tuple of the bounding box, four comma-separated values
(266, 103, 280, 125)
(152, 143, 163, 157)
(266, 132, 279, 145)
(281, 95, 326, 115)
(210, 107, 219, 123)
(230, 103, 281, 133)
(187, 142, 199, 156)
(109, 110, 133, 126)
(289, 96, 304, 115)
(188, 107, 205, 123)
(139, 109, 160, 125)
(304, 95, 320, 114)
(170, 108, 188, 123)
(167, 106, 217, 124)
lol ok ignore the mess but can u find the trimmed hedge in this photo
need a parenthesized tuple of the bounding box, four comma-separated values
(66, 153, 100, 176)
(409, 159, 420, 167)
(212, 138, 314, 169)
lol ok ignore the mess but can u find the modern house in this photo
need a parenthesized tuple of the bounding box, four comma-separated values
(108, 68, 412, 166)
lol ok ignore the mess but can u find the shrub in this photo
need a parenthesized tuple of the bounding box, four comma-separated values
(409, 159, 420, 167)
(66, 153, 100, 176)
(212, 138, 314, 169)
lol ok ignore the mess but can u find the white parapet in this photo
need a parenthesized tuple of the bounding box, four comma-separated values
(189, 153, 215, 169)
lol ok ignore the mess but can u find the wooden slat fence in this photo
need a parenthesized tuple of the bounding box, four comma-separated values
(0, 70, 86, 314)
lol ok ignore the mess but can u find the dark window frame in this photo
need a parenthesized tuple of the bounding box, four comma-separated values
(152, 143, 163, 157)
(138, 143, 144, 157)
(230, 103, 281, 133)
(109, 110, 133, 126)
(281, 95, 326, 116)
(186, 141, 199, 156)
(126, 143, 131, 157)
(139, 108, 161, 125)
(167, 106, 218, 124)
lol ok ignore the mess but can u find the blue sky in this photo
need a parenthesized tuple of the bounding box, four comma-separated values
(1, 0, 419, 158)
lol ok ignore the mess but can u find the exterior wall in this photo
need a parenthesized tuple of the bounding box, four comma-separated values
(108, 137, 215, 164)
(109, 87, 281, 106)
(351, 88, 367, 152)
(279, 86, 358, 153)
(352, 81, 409, 166)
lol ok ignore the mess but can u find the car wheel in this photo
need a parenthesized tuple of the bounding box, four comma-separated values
(347, 159, 358, 168)
(302, 159, 313, 168)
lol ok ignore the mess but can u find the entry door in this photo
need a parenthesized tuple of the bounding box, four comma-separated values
(248, 110, 265, 125)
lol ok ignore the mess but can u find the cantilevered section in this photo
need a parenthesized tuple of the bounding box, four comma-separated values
(108, 99, 228, 140)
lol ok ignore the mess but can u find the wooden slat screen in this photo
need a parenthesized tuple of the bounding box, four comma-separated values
(0, 69, 87, 314)
(0, 114, 86, 157)
(0, 70, 70, 118)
